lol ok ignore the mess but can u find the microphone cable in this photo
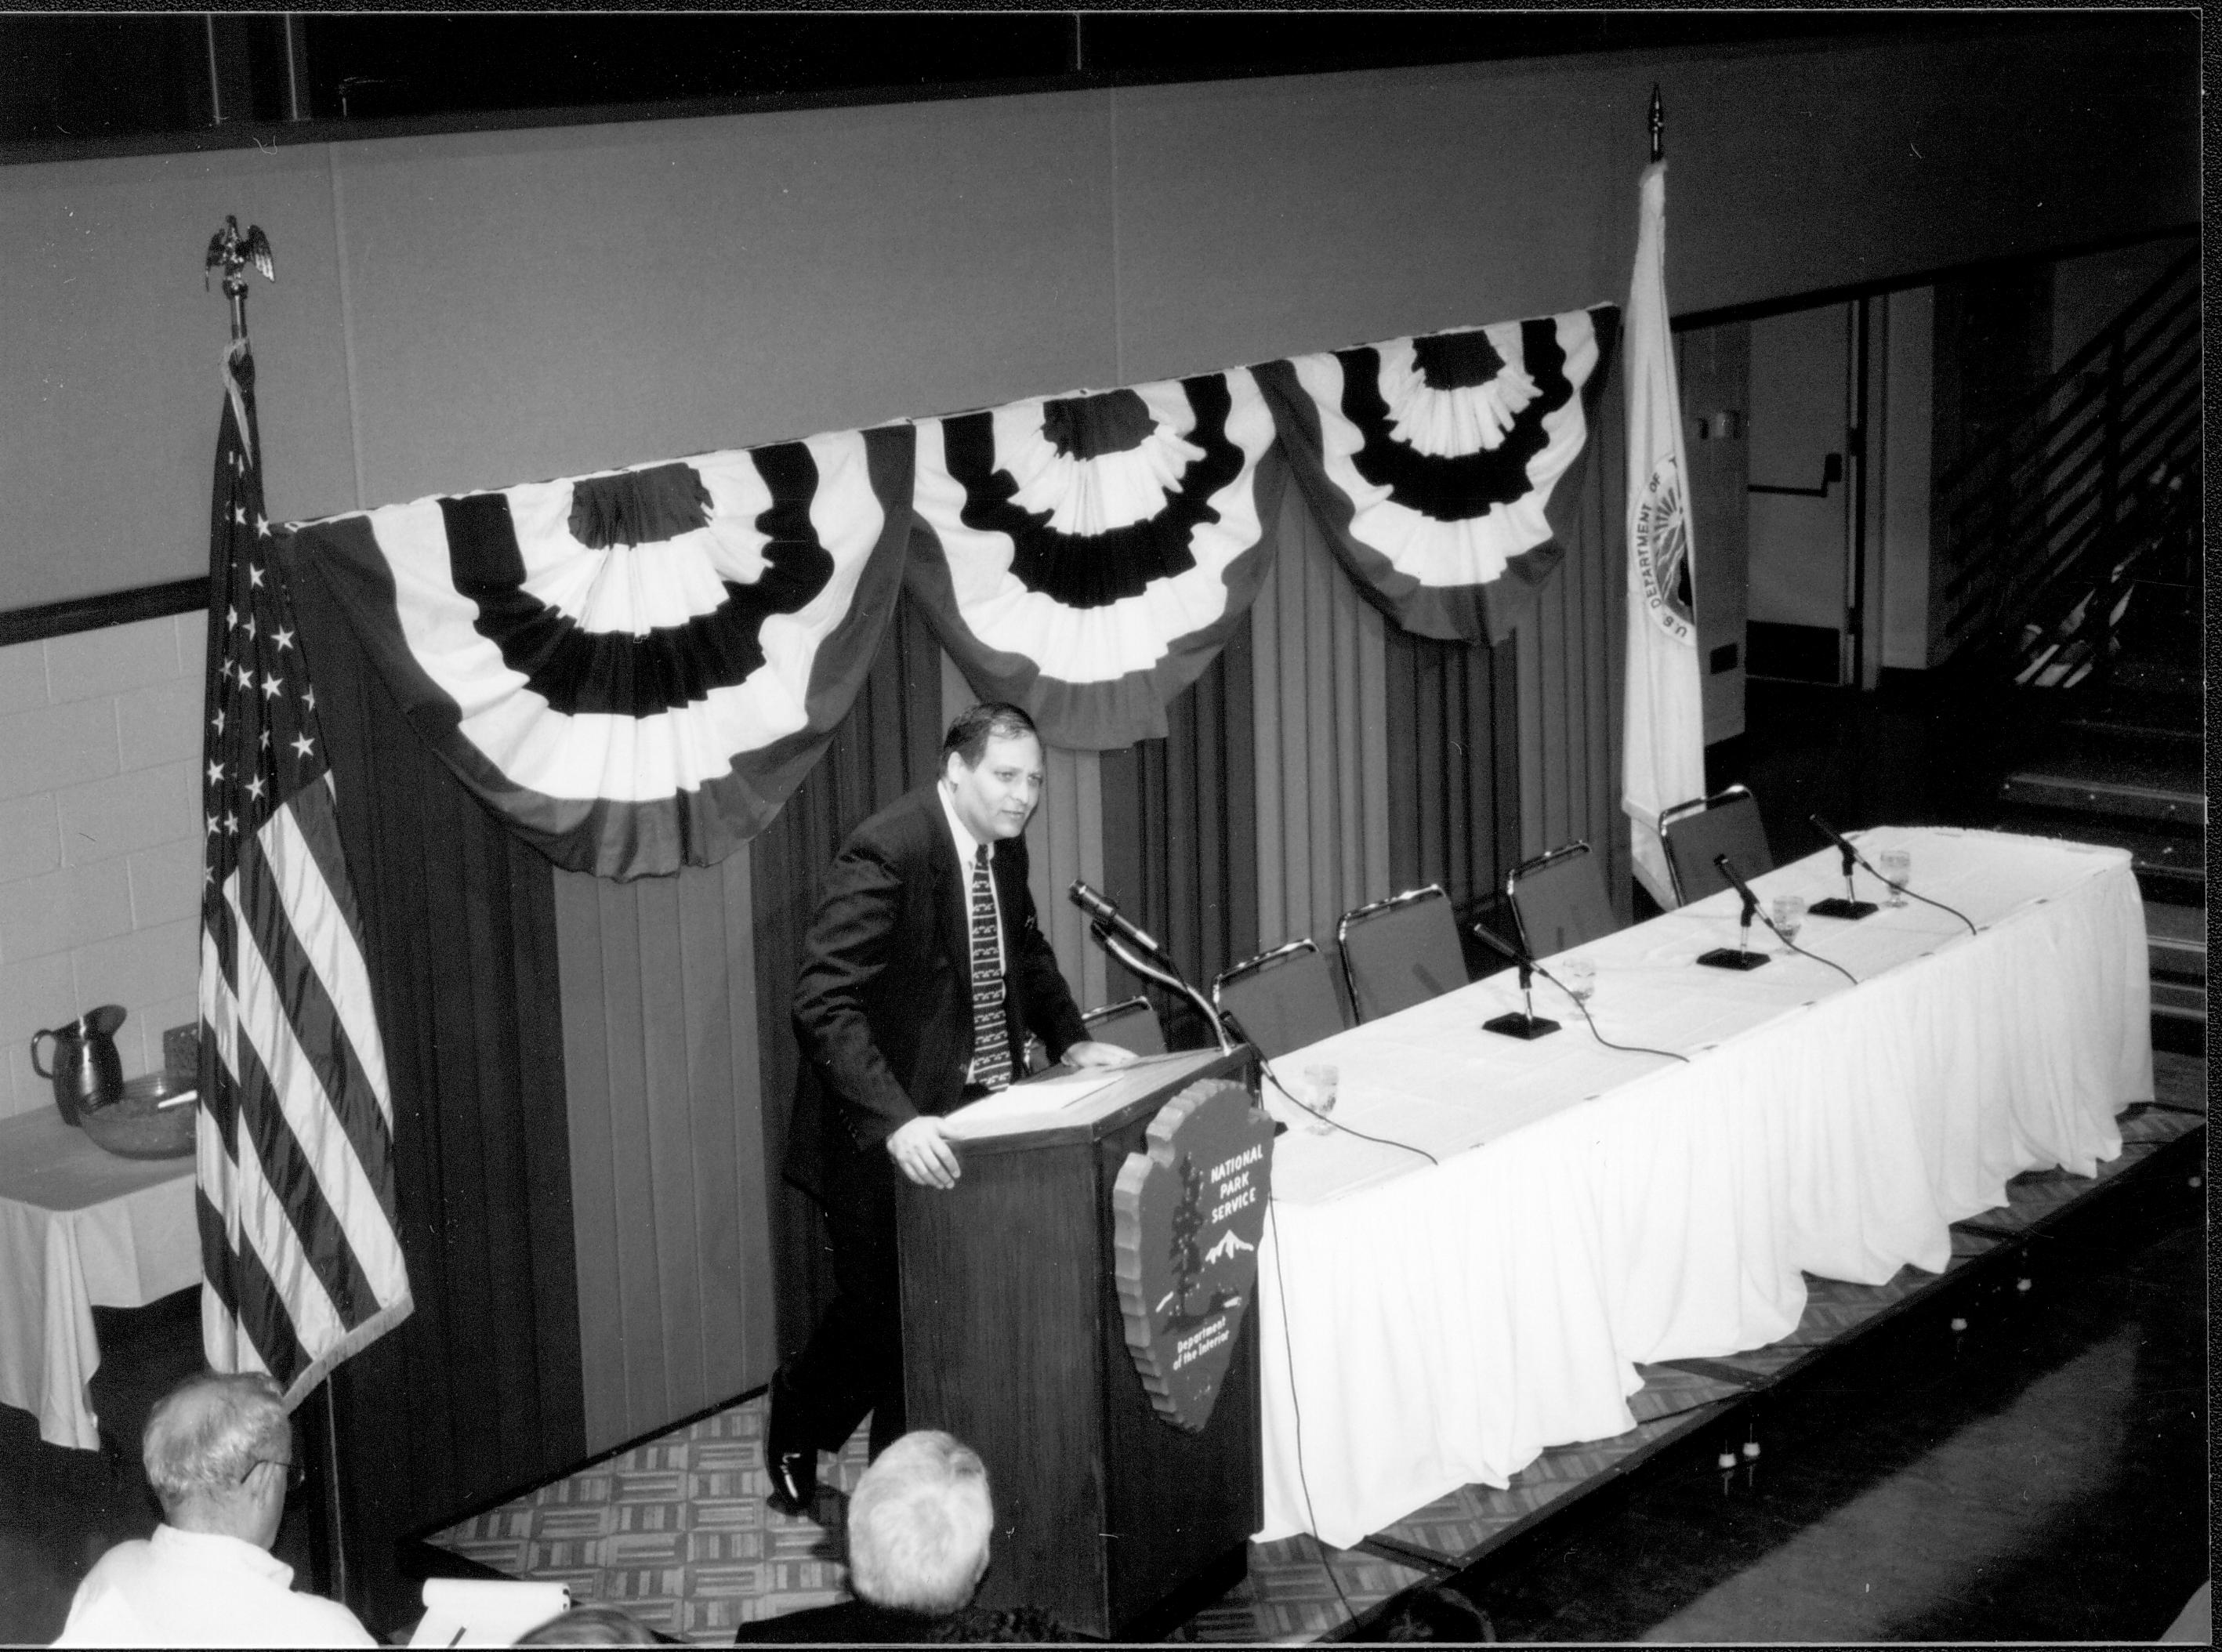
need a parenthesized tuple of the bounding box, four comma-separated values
(1840, 839, 1980, 937)
(1527, 959, 1692, 1064)
(1254, 1051, 1439, 1168)
(1714, 858, 1862, 987)
(1883, 879, 1980, 937)
(1471, 924, 1690, 1063)
(1262, 1194, 1357, 1629)
(1747, 915, 1861, 988)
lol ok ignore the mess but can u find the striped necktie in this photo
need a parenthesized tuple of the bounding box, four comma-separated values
(968, 846, 1012, 1091)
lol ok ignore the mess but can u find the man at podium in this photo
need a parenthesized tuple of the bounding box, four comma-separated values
(770, 702, 1134, 1515)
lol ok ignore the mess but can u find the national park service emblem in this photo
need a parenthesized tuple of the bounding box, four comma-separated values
(1111, 1078, 1275, 1433)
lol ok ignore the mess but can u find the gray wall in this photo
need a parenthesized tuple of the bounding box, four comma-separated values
(0, 22, 2194, 1445)
(1, 21, 2196, 614)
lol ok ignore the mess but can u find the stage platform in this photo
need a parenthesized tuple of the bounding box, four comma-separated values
(424, 1052, 2203, 1643)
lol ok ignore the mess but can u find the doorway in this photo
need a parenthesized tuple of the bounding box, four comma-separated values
(1746, 302, 1862, 687)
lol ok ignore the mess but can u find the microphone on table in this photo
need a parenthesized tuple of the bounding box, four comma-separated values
(1068, 879, 1169, 962)
(1469, 923, 1560, 1040)
(1695, 854, 1772, 971)
(1807, 814, 1879, 919)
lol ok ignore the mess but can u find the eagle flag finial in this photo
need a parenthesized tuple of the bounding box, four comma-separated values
(204, 216, 275, 341)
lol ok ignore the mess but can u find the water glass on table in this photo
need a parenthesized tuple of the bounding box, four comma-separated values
(1769, 893, 1806, 952)
(1300, 1063, 1339, 1135)
(1559, 955, 1596, 1005)
(1879, 848, 1912, 908)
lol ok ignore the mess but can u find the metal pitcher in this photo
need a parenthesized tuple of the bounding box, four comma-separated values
(31, 1005, 126, 1128)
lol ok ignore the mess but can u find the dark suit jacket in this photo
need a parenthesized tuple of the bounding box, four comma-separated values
(732, 1598, 1074, 1643)
(786, 785, 1088, 1201)
(732, 1597, 939, 1643)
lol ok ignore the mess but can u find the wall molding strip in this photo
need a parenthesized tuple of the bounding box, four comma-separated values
(0, 577, 208, 650)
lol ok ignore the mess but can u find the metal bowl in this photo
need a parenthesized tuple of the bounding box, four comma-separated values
(78, 1073, 198, 1161)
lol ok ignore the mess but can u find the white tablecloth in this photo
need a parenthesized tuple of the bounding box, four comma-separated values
(1255, 827, 2151, 1546)
(0, 1110, 199, 1451)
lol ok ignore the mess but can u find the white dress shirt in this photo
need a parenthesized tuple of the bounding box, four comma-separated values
(53, 1523, 377, 1647)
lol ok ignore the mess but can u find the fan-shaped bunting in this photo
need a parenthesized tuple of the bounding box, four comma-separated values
(1259, 306, 1616, 641)
(282, 426, 915, 879)
(906, 369, 1287, 750)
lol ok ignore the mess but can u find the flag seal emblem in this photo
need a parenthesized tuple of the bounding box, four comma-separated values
(1633, 455, 1695, 643)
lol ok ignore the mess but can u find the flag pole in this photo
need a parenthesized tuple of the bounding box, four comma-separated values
(203, 212, 355, 1610)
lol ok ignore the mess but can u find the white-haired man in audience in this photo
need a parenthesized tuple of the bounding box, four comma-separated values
(848, 1429, 993, 1618)
(734, 1429, 1017, 1643)
(54, 1371, 375, 1647)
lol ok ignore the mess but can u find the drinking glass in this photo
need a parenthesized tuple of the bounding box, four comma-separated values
(1769, 894, 1807, 951)
(1302, 1063, 1339, 1135)
(1879, 848, 1912, 908)
(1560, 956, 1597, 1004)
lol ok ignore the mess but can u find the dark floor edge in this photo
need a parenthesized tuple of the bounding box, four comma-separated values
(1333, 1399, 1738, 1596)
(1332, 1122, 2206, 1643)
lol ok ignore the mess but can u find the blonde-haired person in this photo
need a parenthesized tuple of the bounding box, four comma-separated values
(54, 1371, 375, 1647)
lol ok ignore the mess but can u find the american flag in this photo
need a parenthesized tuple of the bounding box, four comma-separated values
(197, 339, 412, 1405)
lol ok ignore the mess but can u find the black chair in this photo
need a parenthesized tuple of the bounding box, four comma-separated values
(1506, 840, 1618, 958)
(1080, 994, 1167, 1056)
(1336, 885, 1470, 1022)
(1658, 785, 1774, 907)
(1211, 939, 1350, 1060)
(1024, 994, 1169, 1072)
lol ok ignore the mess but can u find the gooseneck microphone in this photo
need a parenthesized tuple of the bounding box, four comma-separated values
(1470, 922, 1559, 1040)
(1716, 854, 1761, 932)
(1068, 880, 1168, 962)
(1474, 922, 1692, 1063)
(1706, 854, 1862, 984)
(1068, 882, 1238, 1055)
(1807, 814, 1879, 919)
(1695, 854, 1771, 971)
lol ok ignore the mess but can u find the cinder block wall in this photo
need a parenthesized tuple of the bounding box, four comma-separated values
(0, 614, 203, 1119)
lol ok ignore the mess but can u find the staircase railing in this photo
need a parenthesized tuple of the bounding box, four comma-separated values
(1934, 246, 2199, 679)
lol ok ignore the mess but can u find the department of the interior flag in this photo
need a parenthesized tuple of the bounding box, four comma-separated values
(197, 339, 412, 1409)
(1621, 161, 1706, 907)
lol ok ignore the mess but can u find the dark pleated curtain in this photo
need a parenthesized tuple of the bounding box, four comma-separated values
(750, 591, 948, 1360)
(1384, 629, 1524, 939)
(553, 853, 777, 1457)
(1097, 621, 1260, 1049)
(1514, 324, 1631, 919)
(288, 555, 585, 1632)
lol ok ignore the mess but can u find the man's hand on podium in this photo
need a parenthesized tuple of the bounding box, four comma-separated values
(1064, 1041, 1137, 1069)
(888, 1116, 962, 1189)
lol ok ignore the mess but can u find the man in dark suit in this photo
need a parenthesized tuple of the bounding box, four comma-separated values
(769, 703, 1133, 1515)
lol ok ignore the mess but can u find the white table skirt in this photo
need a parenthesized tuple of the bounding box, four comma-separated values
(1254, 828, 2151, 1547)
(0, 1110, 199, 1451)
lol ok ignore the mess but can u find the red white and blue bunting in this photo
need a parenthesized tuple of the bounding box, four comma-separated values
(1260, 307, 1613, 641)
(285, 426, 914, 879)
(281, 306, 1612, 873)
(908, 371, 1285, 750)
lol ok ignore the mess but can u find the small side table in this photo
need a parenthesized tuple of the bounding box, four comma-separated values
(0, 1109, 198, 1451)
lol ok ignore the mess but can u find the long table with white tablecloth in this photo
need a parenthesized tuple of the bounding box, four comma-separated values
(1253, 827, 2152, 1547)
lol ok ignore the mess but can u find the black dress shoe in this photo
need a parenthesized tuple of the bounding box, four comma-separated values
(764, 1370, 817, 1517)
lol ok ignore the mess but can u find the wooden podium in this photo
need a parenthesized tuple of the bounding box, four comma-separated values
(894, 1049, 1261, 1639)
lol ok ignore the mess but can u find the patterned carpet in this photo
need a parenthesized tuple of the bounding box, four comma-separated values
(430, 1055, 2205, 1643)
(428, 1404, 1430, 1644)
